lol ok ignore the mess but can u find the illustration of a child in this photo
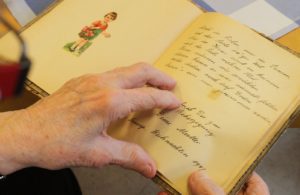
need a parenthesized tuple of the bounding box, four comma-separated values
(65, 12, 117, 56)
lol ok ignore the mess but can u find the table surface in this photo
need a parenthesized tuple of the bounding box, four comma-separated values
(1, 2, 300, 127)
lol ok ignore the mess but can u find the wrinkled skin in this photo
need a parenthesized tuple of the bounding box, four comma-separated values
(0, 62, 181, 178)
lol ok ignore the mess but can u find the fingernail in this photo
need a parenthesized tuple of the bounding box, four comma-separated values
(175, 98, 182, 106)
(167, 96, 182, 109)
(172, 95, 182, 104)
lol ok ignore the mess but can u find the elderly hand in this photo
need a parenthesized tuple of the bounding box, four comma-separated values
(188, 171, 270, 195)
(0, 63, 181, 177)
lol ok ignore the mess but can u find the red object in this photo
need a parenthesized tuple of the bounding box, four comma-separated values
(92, 21, 108, 31)
(0, 63, 20, 99)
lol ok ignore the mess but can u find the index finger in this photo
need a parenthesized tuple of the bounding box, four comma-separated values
(101, 62, 177, 90)
(106, 87, 181, 122)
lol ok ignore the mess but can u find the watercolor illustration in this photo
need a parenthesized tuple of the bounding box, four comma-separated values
(64, 12, 118, 56)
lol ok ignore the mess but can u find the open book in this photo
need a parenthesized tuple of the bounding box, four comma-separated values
(1, 0, 300, 194)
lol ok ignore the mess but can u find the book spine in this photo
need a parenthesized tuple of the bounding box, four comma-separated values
(152, 175, 181, 195)
(25, 79, 49, 98)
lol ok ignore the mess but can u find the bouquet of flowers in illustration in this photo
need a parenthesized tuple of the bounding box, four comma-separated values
(63, 12, 117, 56)
(79, 26, 95, 38)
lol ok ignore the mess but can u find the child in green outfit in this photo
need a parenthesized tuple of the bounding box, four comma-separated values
(65, 12, 117, 56)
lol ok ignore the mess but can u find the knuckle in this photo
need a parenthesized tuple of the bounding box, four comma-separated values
(105, 89, 122, 106)
(139, 62, 152, 72)
(64, 74, 98, 90)
(99, 90, 126, 118)
(84, 74, 99, 84)
(105, 67, 122, 77)
(99, 69, 123, 86)
(94, 90, 113, 110)
(133, 62, 152, 74)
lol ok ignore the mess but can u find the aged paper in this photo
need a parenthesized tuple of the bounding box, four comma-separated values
(0, 0, 201, 93)
(110, 13, 300, 194)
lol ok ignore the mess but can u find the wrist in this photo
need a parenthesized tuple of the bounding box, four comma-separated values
(0, 110, 35, 175)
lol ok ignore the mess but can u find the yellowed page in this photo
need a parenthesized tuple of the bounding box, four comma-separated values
(109, 13, 300, 194)
(0, 0, 201, 93)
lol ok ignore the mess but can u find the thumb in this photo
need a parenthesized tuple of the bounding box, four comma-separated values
(105, 138, 157, 178)
(188, 170, 225, 195)
(238, 172, 270, 195)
